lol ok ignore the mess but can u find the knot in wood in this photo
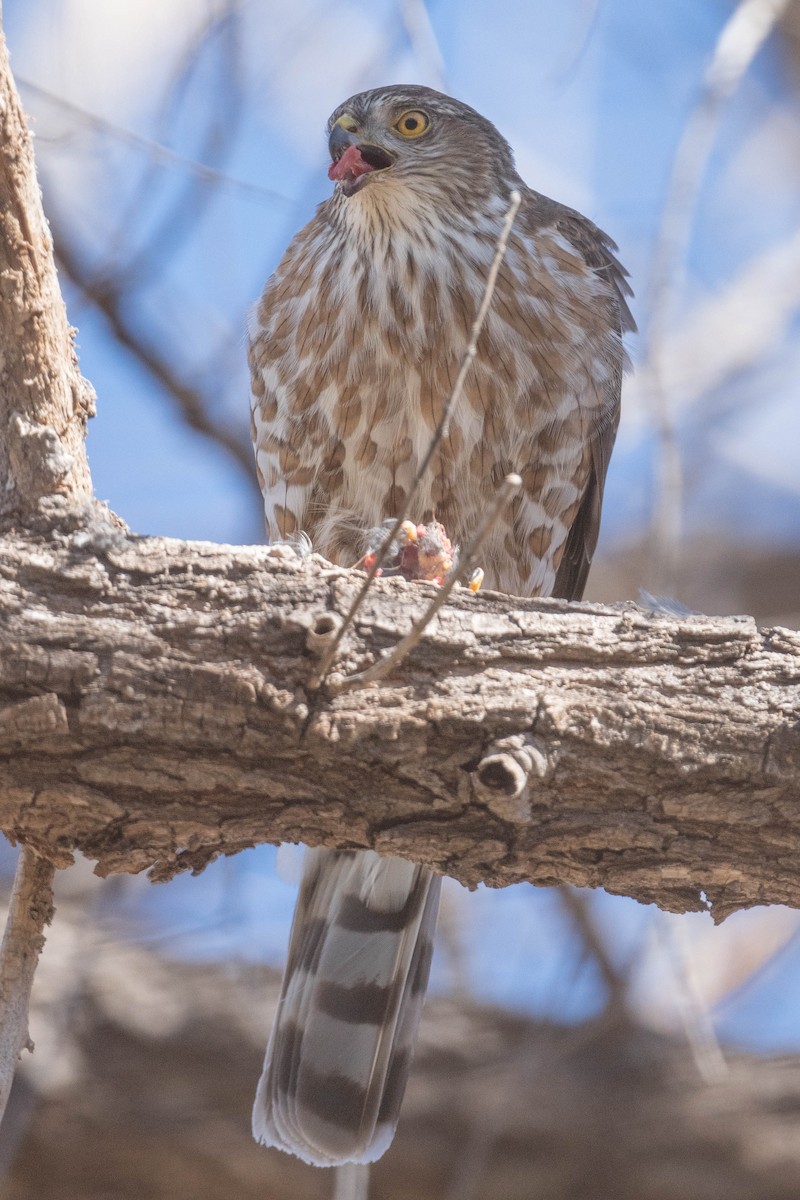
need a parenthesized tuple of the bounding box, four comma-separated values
(471, 734, 553, 823)
(306, 612, 343, 656)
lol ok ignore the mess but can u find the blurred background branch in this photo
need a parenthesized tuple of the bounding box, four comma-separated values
(50, 210, 261, 501)
(644, 0, 792, 594)
(6, 890, 800, 1200)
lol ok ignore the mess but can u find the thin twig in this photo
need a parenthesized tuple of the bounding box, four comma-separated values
(627, 225, 800, 433)
(49, 211, 262, 505)
(19, 77, 291, 209)
(645, 0, 790, 592)
(333, 474, 521, 693)
(0, 847, 56, 1124)
(311, 189, 523, 688)
(548, 0, 602, 87)
(101, 0, 247, 288)
(400, 0, 448, 90)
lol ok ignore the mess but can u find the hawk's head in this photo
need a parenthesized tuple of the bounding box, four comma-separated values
(326, 85, 517, 204)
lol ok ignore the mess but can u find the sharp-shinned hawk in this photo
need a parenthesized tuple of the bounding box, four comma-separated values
(249, 84, 634, 1167)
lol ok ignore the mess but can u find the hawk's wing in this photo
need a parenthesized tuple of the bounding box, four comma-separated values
(542, 203, 634, 602)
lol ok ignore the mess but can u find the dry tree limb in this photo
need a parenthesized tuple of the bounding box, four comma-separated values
(0, 27, 94, 523)
(0, 848, 55, 1121)
(0, 509, 798, 921)
(0, 17, 84, 1135)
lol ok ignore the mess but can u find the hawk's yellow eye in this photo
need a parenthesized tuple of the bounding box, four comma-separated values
(393, 110, 430, 139)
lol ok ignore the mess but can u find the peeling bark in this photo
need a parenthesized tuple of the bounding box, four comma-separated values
(1, 502, 798, 921)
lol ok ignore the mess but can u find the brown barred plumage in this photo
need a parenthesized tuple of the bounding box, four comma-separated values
(254, 851, 440, 1163)
(250, 84, 634, 1166)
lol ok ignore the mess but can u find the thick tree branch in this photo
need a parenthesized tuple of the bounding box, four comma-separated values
(0, 27, 94, 522)
(0, 502, 798, 921)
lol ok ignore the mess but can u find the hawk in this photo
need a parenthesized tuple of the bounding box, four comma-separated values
(249, 84, 633, 1167)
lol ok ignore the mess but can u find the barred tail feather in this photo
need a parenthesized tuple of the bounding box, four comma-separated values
(253, 848, 441, 1166)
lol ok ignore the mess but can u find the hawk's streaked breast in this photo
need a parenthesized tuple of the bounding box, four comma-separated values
(249, 147, 629, 594)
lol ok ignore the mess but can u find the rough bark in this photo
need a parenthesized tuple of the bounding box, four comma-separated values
(0, 24, 94, 523)
(1, 501, 798, 921)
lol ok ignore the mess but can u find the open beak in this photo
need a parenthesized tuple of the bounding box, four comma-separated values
(328, 124, 395, 196)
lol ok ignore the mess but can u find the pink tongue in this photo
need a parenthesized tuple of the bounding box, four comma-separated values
(328, 144, 374, 182)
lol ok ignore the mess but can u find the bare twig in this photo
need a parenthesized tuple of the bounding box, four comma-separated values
(548, 0, 602, 86)
(400, 0, 447, 90)
(312, 189, 523, 687)
(645, 0, 790, 592)
(19, 77, 291, 209)
(336, 473, 521, 692)
(100, 0, 247, 287)
(0, 848, 55, 1124)
(627, 225, 800, 435)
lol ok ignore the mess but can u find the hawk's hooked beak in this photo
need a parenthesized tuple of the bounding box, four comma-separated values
(328, 123, 395, 196)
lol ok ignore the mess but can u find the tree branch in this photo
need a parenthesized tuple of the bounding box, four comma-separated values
(0, 847, 55, 1120)
(0, 27, 94, 523)
(0, 501, 797, 921)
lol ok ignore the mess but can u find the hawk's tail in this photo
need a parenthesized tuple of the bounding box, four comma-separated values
(253, 848, 441, 1166)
